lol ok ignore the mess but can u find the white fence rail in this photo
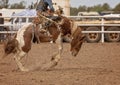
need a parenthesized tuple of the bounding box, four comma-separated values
(0, 16, 120, 43)
(68, 16, 120, 43)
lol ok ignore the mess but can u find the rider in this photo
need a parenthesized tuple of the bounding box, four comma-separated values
(36, 0, 61, 27)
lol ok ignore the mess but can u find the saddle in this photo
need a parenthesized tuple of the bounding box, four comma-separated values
(44, 16, 61, 27)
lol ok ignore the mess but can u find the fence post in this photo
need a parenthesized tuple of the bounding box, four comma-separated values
(26, 17, 29, 23)
(101, 17, 104, 43)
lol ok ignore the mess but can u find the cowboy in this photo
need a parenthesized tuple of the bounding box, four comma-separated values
(36, 0, 55, 16)
(36, 0, 62, 27)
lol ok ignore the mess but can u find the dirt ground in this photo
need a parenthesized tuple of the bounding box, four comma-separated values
(0, 43, 120, 85)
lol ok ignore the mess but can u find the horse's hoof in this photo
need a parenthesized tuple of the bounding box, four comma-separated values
(41, 61, 57, 71)
(50, 41, 53, 43)
(41, 66, 51, 71)
(21, 68, 29, 72)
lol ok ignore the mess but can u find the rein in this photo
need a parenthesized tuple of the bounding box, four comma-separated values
(37, 13, 61, 31)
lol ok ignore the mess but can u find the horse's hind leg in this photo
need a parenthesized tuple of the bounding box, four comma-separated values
(14, 51, 29, 72)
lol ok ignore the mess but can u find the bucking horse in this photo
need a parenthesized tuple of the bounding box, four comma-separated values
(3, 7, 85, 71)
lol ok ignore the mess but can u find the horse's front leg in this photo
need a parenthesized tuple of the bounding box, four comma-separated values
(52, 32, 63, 62)
(17, 51, 27, 61)
(14, 51, 29, 72)
(41, 32, 63, 70)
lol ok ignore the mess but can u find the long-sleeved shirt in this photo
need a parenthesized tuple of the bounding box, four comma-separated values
(36, 0, 55, 12)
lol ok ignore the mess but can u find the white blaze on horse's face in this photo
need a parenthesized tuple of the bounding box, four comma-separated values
(16, 23, 32, 49)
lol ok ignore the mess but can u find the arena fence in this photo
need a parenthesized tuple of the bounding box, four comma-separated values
(0, 16, 120, 43)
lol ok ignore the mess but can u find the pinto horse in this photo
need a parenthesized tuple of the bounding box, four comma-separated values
(3, 9, 85, 71)
(39, 7, 85, 56)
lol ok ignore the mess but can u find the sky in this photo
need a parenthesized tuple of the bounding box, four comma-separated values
(9, 0, 120, 8)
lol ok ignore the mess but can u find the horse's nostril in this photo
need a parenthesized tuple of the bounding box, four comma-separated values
(71, 51, 77, 57)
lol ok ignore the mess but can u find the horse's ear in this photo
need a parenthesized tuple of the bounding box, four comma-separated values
(58, 6, 64, 14)
(58, 6, 63, 10)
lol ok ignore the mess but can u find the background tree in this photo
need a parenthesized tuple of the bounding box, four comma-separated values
(91, 4, 103, 12)
(0, 0, 9, 8)
(28, 2, 35, 9)
(113, 3, 120, 13)
(78, 5, 87, 12)
(70, 3, 112, 15)
(10, 1, 25, 9)
(70, 7, 78, 15)
(102, 3, 111, 11)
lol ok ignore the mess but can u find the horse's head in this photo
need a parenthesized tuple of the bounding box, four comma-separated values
(70, 27, 85, 56)
(3, 35, 18, 57)
(55, 6, 64, 16)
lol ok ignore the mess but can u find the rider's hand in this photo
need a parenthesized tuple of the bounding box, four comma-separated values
(47, 9, 54, 16)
